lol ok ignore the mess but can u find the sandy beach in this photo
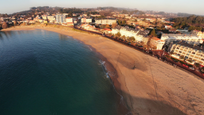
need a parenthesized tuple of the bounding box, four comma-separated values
(2, 26, 204, 115)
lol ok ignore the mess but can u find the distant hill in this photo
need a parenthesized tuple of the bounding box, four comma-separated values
(171, 15, 204, 31)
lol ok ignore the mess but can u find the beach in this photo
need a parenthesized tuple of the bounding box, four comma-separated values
(2, 26, 204, 115)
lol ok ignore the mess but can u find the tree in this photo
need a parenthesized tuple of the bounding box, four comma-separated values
(105, 24, 110, 28)
(117, 19, 122, 25)
(2, 22, 8, 29)
(121, 35, 126, 40)
(116, 32, 121, 38)
(122, 20, 126, 25)
(128, 37, 135, 42)
(149, 29, 157, 37)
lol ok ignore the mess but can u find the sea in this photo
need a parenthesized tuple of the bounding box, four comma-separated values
(0, 29, 122, 115)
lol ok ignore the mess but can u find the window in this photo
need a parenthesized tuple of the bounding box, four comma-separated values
(192, 52, 195, 54)
(179, 51, 182, 53)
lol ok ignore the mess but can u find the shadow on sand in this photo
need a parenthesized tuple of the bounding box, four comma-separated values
(120, 91, 187, 115)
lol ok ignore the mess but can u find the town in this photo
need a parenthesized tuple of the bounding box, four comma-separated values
(1, 6, 204, 78)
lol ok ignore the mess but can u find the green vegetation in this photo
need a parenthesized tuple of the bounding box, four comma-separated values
(127, 37, 135, 42)
(172, 15, 204, 31)
(149, 29, 157, 37)
(117, 19, 127, 26)
(59, 8, 83, 17)
(115, 32, 121, 38)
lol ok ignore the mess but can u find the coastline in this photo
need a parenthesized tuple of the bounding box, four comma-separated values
(2, 26, 204, 115)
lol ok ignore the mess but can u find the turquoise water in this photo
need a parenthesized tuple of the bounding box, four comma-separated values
(0, 30, 120, 115)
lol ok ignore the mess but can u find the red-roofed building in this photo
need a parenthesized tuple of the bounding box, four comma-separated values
(150, 37, 165, 50)
(66, 17, 73, 25)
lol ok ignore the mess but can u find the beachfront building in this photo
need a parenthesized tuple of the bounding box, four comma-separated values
(47, 16, 55, 23)
(81, 18, 92, 24)
(95, 18, 117, 25)
(66, 17, 73, 25)
(161, 34, 203, 45)
(149, 37, 165, 50)
(55, 13, 68, 24)
(111, 26, 149, 42)
(42, 15, 47, 20)
(170, 42, 204, 65)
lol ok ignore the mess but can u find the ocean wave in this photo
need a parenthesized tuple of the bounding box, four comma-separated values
(99, 60, 109, 78)
(87, 46, 93, 51)
(99, 60, 126, 109)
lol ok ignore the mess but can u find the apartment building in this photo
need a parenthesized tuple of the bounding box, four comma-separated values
(170, 42, 204, 65)
(81, 18, 92, 24)
(161, 34, 203, 45)
(191, 30, 204, 38)
(111, 26, 149, 42)
(149, 37, 165, 50)
(95, 18, 117, 25)
(47, 16, 55, 23)
(55, 13, 68, 24)
(66, 17, 73, 25)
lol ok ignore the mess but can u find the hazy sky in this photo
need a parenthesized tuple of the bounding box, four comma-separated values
(0, 0, 204, 15)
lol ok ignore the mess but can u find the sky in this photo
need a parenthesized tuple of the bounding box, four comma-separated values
(0, 0, 204, 15)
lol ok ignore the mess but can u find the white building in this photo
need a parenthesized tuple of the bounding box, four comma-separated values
(111, 26, 149, 42)
(47, 16, 55, 23)
(170, 43, 204, 65)
(81, 18, 92, 24)
(149, 37, 165, 50)
(66, 17, 73, 25)
(42, 15, 47, 20)
(56, 13, 68, 24)
(95, 18, 117, 25)
(161, 34, 203, 45)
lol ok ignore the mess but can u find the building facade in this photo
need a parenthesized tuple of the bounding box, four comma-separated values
(55, 13, 68, 24)
(95, 18, 117, 25)
(149, 37, 165, 50)
(47, 16, 55, 23)
(161, 34, 203, 45)
(170, 43, 204, 65)
(111, 26, 149, 42)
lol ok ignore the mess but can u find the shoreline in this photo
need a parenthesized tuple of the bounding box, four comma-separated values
(2, 26, 204, 115)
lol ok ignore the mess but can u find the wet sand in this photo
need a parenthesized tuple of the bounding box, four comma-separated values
(2, 26, 204, 115)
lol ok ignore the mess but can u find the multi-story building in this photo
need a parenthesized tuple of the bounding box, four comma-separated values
(161, 34, 203, 45)
(170, 42, 204, 65)
(95, 18, 117, 25)
(47, 16, 55, 23)
(66, 17, 73, 25)
(81, 18, 92, 24)
(191, 30, 204, 38)
(42, 15, 47, 20)
(149, 37, 165, 50)
(55, 13, 68, 24)
(111, 26, 150, 42)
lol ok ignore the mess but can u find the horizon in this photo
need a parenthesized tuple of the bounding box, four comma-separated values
(0, 0, 204, 16)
